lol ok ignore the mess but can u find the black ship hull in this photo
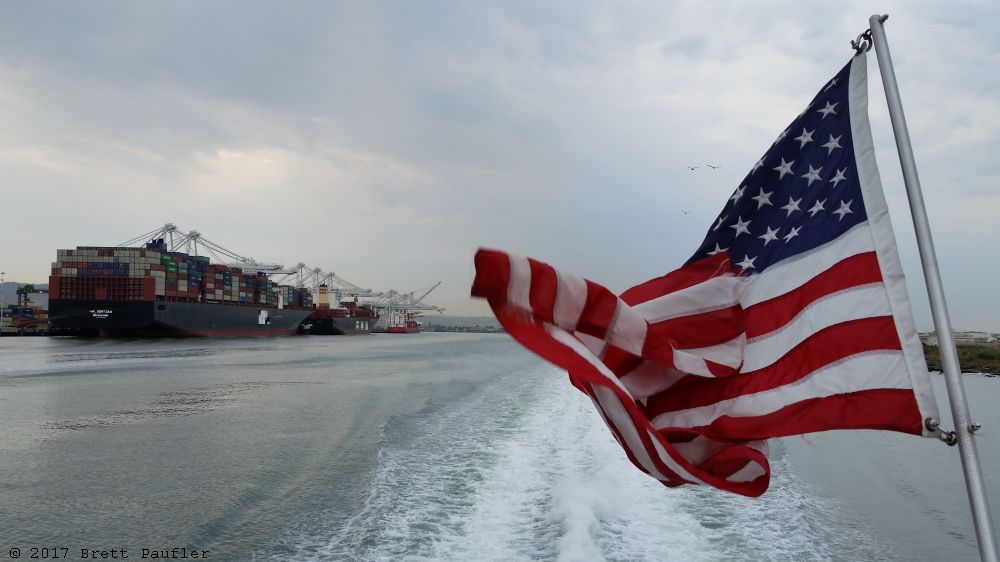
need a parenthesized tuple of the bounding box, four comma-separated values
(302, 316, 375, 335)
(49, 299, 312, 337)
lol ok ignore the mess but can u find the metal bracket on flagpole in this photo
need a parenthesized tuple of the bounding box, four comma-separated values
(925, 417, 958, 446)
(851, 29, 873, 56)
(851, 15, 887, 56)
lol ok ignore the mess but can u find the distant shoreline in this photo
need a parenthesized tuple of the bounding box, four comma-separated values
(924, 344, 1000, 375)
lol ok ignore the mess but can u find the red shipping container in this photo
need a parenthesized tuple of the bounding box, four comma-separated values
(49, 276, 61, 298)
(143, 277, 155, 301)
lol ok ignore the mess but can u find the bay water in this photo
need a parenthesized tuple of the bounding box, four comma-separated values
(1, 334, 997, 561)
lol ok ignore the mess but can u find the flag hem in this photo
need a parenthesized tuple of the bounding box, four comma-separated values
(849, 52, 941, 435)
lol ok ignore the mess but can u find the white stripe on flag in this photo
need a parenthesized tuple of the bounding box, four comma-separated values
(633, 274, 743, 323)
(678, 333, 746, 370)
(742, 283, 889, 372)
(672, 349, 711, 376)
(507, 255, 532, 312)
(554, 270, 587, 329)
(650, 351, 909, 430)
(726, 457, 768, 483)
(607, 301, 648, 356)
(740, 222, 875, 308)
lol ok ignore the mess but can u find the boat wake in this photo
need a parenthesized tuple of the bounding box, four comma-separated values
(273, 366, 898, 561)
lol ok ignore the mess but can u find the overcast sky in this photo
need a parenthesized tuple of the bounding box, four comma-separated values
(1, 2, 997, 330)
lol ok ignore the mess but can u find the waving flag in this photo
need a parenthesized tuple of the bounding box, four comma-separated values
(471, 52, 940, 497)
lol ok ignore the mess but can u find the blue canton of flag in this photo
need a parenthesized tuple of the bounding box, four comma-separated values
(692, 62, 863, 272)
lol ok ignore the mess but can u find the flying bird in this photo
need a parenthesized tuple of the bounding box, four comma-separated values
(706, 164, 723, 169)
(686, 166, 699, 170)
(681, 210, 693, 214)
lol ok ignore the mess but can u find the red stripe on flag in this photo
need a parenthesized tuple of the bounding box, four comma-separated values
(621, 252, 734, 305)
(744, 252, 884, 338)
(471, 249, 511, 303)
(644, 315, 902, 415)
(690, 388, 924, 440)
(578, 280, 618, 340)
(646, 304, 745, 350)
(706, 359, 739, 377)
(528, 258, 558, 322)
(602, 345, 645, 377)
(699, 444, 768, 481)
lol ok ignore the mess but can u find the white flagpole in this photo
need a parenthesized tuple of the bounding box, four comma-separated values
(867, 14, 998, 561)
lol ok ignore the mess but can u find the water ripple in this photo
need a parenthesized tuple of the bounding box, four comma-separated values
(43, 381, 322, 431)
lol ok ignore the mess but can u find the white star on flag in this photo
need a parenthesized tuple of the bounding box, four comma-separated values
(781, 196, 802, 216)
(751, 189, 773, 209)
(833, 199, 854, 220)
(712, 215, 727, 231)
(808, 199, 826, 217)
(802, 165, 823, 186)
(758, 226, 780, 246)
(735, 254, 757, 270)
(830, 168, 848, 187)
(793, 128, 815, 148)
(707, 243, 728, 256)
(783, 225, 802, 242)
(821, 134, 842, 155)
(773, 158, 795, 179)
(817, 101, 838, 118)
(730, 216, 751, 237)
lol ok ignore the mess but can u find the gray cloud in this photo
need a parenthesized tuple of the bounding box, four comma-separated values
(1, 1, 998, 330)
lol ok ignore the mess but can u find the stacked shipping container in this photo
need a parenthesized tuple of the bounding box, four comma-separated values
(49, 244, 313, 308)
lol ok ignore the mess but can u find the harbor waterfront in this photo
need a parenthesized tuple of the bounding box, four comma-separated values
(1, 333, 999, 561)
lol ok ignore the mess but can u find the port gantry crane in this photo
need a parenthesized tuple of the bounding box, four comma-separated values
(371, 282, 445, 331)
(16, 284, 48, 307)
(270, 264, 379, 304)
(119, 223, 375, 301)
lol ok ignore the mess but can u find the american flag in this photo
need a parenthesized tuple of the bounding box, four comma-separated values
(471, 52, 939, 497)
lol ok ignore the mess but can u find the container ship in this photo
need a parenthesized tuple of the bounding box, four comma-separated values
(48, 241, 314, 337)
(301, 285, 378, 335)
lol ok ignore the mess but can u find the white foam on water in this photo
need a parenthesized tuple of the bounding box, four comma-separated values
(428, 373, 713, 562)
(277, 364, 894, 561)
